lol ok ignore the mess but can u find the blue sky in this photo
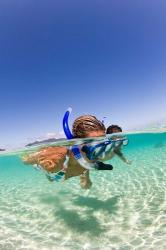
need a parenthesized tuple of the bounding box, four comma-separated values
(0, 0, 166, 146)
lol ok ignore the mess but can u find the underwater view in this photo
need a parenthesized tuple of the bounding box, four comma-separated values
(0, 131, 166, 250)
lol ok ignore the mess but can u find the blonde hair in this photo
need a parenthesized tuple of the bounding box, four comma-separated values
(72, 115, 105, 138)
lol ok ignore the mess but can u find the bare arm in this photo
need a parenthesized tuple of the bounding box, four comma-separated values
(113, 148, 132, 165)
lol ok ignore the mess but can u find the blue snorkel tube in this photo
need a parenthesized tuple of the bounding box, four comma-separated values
(63, 108, 74, 140)
(63, 108, 97, 170)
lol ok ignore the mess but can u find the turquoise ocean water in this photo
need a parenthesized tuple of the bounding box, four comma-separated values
(0, 132, 166, 249)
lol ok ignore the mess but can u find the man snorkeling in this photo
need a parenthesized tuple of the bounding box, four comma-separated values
(81, 124, 132, 165)
(106, 125, 132, 165)
(106, 125, 122, 134)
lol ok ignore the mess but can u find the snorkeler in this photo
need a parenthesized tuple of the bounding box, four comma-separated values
(23, 113, 114, 189)
(106, 125, 132, 165)
(106, 125, 122, 134)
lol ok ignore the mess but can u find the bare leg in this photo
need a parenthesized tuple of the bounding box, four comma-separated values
(80, 170, 92, 189)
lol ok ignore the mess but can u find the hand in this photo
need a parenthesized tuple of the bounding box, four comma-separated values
(125, 159, 132, 165)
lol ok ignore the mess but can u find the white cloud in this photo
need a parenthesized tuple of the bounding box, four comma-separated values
(45, 132, 57, 138)
(37, 130, 65, 140)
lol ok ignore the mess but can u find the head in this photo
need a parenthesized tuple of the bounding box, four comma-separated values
(106, 125, 122, 134)
(72, 115, 106, 138)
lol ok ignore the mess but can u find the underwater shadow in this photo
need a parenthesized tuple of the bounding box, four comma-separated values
(73, 195, 120, 215)
(40, 193, 120, 236)
(40, 193, 110, 236)
(55, 206, 105, 236)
